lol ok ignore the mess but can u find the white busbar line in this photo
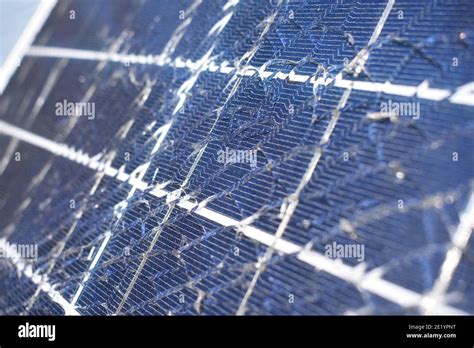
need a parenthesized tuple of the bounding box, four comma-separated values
(26, 46, 474, 106)
(238, 0, 391, 315)
(0, 120, 467, 314)
(0, 238, 80, 315)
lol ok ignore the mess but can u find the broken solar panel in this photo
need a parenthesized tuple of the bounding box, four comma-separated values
(0, 0, 473, 315)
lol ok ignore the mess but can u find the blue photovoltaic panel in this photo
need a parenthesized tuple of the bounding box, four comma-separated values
(0, 0, 473, 315)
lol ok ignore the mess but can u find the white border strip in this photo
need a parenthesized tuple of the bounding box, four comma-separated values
(0, 0, 57, 94)
(26, 45, 473, 106)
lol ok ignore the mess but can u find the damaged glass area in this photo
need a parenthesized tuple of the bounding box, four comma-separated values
(0, 0, 473, 316)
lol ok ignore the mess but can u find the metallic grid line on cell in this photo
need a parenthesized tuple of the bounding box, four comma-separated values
(0, 119, 467, 315)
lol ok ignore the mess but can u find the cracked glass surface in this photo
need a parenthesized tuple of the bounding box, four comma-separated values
(0, 0, 473, 315)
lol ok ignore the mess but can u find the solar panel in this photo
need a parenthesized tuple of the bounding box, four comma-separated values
(0, 0, 473, 316)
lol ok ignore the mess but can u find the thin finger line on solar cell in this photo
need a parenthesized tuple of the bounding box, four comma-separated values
(0, 238, 80, 315)
(25, 46, 473, 106)
(0, 120, 467, 315)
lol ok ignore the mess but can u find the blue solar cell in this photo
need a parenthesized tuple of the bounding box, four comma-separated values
(0, 0, 473, 316)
